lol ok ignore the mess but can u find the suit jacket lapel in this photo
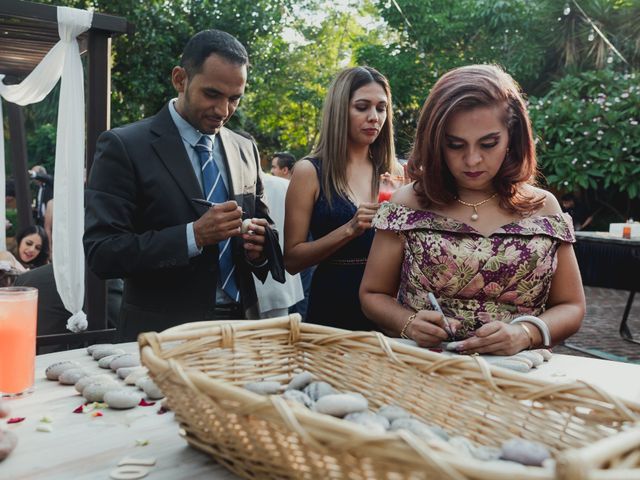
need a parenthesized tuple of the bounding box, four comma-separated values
(150, 105, 201, 216)
(219, 128, 245, 211)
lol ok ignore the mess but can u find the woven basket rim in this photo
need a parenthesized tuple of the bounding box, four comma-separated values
(138, 315, 640, 479)
(139, 316, 640, 413)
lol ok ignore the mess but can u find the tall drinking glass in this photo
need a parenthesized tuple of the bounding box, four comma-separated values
(0, 287, 38, 397)
(378, 173, 404, 202)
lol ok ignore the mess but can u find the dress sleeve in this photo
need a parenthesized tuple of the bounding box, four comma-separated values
(371, 202, 404, 232)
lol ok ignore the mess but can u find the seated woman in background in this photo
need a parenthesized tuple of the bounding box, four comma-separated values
(360, 64, 585, 355)
(285, 66, 401, 331)
(12, 225, 49, 270)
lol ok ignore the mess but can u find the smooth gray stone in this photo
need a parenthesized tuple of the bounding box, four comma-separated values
(45, 361, 81, 380)
(344, 411, 390, 433)
(83, 382, 121, 402)
(244, 381, 281, 395)
(314, 394, 368, 417)
(125, 370, 148, 386)
(303, 381, 334, 401)
(98, 354, 125, 369)
(390, 418, 445, 442)
(110, 354, 140, 371)
(92, 347, 125, 361)
(536, 349, 552, 361)
(116, 366, 144, 380)
(286, 372, 315, 391)
(75, 374, 117, 394)
(58, 368, 89, 385)
(474, 446, 502, 461)
(140, 378, 164, 400)
(282, 389, 313, 408)
(377, 405, 412, 422)
(104, 389, 143, 409)
(86, 343, 113, 355)
(515, 351, 544, 367)
(500, 438, 551, 466)
(135, 376, 150, 390)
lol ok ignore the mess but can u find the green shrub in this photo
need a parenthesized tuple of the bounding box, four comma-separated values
(530, 70, 639, 197)
(5, 208, 17, 238)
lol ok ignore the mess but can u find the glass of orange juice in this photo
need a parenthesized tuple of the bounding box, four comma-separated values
(0, 287, 38, 397)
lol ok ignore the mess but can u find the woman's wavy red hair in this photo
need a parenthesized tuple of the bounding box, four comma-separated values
(406, 64, 544, 215)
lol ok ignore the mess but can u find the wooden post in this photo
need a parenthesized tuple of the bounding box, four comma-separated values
(6, 102, 33, 234)
(85, 30, 111, 330)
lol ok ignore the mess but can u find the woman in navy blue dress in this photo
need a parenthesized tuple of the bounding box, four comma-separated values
(284, 66, 399, 331)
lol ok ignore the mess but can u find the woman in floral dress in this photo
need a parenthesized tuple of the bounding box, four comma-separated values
(360, 65, 585, 355)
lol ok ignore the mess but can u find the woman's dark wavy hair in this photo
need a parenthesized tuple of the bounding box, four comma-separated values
(16, 225, 49, 268)
(406, 64, 544, 215)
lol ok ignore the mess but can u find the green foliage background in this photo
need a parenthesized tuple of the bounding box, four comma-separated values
(3, 0, 640, 220)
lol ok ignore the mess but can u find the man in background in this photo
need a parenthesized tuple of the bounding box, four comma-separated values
(29, 165, 54, 227)
(254, 173, 304, 317)
(267, 152, 314, 319)
(270, 152, 295, 180)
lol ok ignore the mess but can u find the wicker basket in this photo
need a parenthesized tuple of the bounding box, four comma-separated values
(139, 315, 640, 480)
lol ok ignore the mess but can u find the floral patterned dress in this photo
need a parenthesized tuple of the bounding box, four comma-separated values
(372, 202, 575, 339)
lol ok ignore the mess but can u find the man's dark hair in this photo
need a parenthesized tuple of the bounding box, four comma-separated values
(273, 152, 296, 171)
(180, 29, 249, 77)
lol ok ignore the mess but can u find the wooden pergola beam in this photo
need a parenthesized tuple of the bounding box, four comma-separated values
(6, 102, 32, 234)
(1, 0, 129, 34)
(85, 29, 112, 330)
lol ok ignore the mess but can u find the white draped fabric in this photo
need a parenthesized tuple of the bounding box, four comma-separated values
(0, 6, 93, 332)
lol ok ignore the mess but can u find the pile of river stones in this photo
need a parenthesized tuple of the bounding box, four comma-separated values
(44, 344, 164, 409)
(395, 338, 554, 373)
(245, 372, 553, 468)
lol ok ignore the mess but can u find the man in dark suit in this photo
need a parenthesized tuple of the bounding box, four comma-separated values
(84, 29, 276, 340)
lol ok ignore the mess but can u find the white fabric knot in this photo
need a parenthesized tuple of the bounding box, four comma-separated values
(66, 311, 87, 333)
(57, 6, 93, 42)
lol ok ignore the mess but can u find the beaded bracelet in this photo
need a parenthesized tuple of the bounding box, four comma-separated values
(400, 313, 417, 339)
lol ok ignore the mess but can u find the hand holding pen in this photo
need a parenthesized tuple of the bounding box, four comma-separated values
(191, 198, 243, 246)
(428, 292, 455, 339)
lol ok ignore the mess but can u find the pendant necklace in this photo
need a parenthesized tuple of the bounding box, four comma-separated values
(455, 193, 498, 221)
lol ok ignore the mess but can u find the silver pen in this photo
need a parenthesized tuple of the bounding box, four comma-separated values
(428, 292, 453, 338)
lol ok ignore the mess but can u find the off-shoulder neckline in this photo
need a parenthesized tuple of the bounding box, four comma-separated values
(380, 202, 571, 239)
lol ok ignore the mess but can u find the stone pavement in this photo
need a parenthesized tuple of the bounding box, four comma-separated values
(553, 286, 640, 363)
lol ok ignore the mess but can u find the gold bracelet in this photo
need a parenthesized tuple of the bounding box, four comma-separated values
(400, 313, 417, 339)
(519, 323, 534, 350)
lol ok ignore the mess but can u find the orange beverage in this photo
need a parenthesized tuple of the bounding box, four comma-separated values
(378, 173, 404, 203)
(378, 190, 393, 202)
(0, 287, 38, 397)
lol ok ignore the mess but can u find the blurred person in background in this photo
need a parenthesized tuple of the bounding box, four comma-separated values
(29, 165, 54, 227)
(270, 152, 296, 180)
(12, 225, 49, 270)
